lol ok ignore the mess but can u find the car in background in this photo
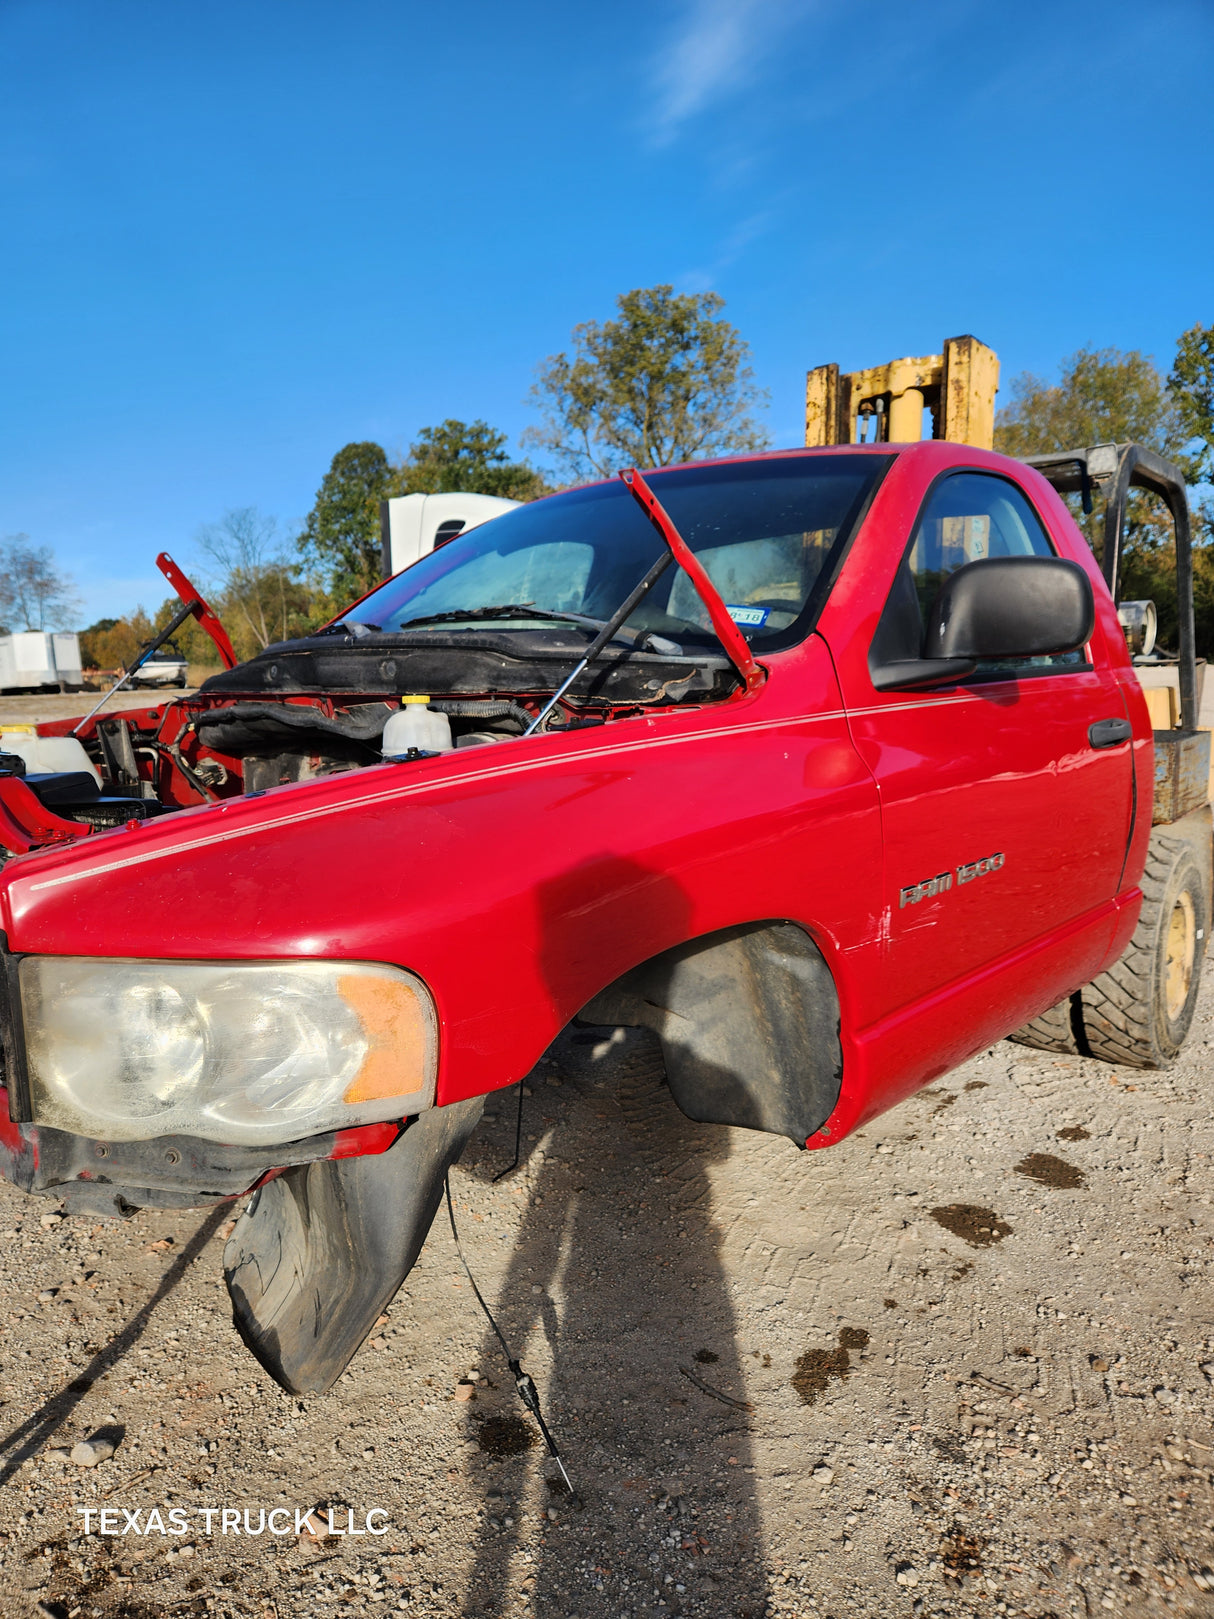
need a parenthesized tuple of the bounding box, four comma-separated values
(128, 646, 188, 689)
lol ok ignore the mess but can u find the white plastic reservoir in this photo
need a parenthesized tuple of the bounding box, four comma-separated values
(381, 698, 452, 757)
(0, 727, 102, 785)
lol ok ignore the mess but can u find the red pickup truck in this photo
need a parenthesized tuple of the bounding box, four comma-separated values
(0, 439, 1205, 1393)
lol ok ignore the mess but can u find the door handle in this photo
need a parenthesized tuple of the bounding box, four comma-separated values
(1088, 717, 1133, 749)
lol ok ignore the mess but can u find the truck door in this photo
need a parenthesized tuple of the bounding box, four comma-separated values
(832, 469, 1134, 1031)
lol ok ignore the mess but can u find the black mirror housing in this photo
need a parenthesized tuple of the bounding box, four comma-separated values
(926, 556, 1094, 662)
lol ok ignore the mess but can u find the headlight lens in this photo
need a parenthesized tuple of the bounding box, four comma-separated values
(19, 957, 437, 1145)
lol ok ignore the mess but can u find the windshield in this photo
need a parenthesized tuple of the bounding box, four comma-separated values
(346, 454, 889, 653)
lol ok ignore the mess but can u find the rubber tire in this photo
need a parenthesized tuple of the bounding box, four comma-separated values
(1008, 995, 1081, 1056)
(1078, 826, 1208, 1068)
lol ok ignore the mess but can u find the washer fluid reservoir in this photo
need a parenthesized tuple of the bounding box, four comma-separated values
(0, 726, 102, 784)
(381, 697, 452, 756)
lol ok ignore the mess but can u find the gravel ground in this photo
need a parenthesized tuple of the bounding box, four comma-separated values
(0, 997, 1212, 1619)
(0, 689, 201, 728)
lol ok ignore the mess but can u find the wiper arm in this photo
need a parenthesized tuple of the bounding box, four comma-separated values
(521, 467, 765, 737)
(388, 603, 678, 652)
(314, 619, 382, 637)
(523, 553, 675, 735)
(395, 604, 593, 630)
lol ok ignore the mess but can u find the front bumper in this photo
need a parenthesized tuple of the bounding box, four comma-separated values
(0, 1084, 402, 1214)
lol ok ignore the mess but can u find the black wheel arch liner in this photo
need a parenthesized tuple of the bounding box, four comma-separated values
(223, 1095, 484, 1395)
(576, 917, 842, 1147)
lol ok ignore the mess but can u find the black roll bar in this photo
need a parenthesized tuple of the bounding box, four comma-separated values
(1025, 443, 1197, 733)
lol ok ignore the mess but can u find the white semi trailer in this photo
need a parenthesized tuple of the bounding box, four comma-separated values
(0, 631, 83, 693)
(378, 492, 519, 578)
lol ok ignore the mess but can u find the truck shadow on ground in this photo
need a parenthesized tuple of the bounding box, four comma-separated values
(0, 1203, 227, 1487)
(456, 1033, 771, 1619)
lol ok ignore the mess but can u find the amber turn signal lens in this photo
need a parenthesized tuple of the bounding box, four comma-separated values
(340, 973, 433, 1104)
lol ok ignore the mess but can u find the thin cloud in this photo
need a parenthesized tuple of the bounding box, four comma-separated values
(650, 0, 807, 141)
(676, 207, 781, 292)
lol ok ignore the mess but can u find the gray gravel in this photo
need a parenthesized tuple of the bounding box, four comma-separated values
(0, 1000, 1212, 1618)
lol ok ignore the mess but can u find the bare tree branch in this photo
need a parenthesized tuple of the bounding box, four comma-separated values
(0, 534, 80, 631)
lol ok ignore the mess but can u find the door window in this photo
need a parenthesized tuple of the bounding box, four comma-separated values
(871, 471, 1087, 677)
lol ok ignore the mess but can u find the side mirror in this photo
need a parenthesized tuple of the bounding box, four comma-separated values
(926, 556, 1094, 661)
(870, 555, 1095, 692)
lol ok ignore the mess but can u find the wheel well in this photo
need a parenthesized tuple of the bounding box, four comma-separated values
(576, 918, 842, 1146)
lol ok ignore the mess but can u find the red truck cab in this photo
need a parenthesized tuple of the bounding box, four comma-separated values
(0, 440, 1202, 1393)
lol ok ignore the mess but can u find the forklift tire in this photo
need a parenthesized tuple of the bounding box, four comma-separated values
(1078, 823, 1209, 1069)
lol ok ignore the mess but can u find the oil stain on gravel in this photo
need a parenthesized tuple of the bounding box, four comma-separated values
(1015, 1152, 1086, 1189)
(476, 1414, 536, 1456)
(791, 1327, 870, 1406)
(930, 1433, 967, 1463)
(939, 1520, 988, 1583)
(929, 1204, 1012, 1247)
(1057, 1125, 1091, 1141)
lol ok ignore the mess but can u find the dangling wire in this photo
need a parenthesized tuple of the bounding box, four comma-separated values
(492, 1081, 525, 1183)
(443, 1174, 578, 1503)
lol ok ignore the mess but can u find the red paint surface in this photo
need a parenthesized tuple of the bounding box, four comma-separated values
(0, 1088, 30, 1164)
(0, 443, 1148, 1154)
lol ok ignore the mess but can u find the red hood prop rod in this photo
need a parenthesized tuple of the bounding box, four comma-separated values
(619, 467, 765, 694)
(521, 467, 765, 736)
(70, 554, 239, 736)
(155, 553, 239, 670)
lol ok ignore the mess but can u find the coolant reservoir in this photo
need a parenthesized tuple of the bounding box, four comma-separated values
(0, 727, 102, 785)
(381, 697, 452, 757)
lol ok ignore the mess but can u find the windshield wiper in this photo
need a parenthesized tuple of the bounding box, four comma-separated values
(314, 619, 382, 638)
(523, 553, 675, 735)
(386, 603, 679, 652)
(393, 604, 598, 631)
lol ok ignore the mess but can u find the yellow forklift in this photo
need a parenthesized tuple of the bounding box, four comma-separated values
(806, 340, 1212, 1067)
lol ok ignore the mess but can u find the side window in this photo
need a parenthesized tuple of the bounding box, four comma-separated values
(871, 471, 1087, 677)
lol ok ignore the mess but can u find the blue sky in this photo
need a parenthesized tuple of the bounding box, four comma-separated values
(2, 0, 1212, 624)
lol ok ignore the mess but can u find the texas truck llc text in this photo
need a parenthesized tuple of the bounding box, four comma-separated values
(77, 1506, 390, 1537)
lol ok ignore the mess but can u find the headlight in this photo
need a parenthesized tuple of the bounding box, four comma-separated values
(19, 957, 437, 1146)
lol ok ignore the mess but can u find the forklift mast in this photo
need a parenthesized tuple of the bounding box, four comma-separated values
(804, 335, 1000, 449)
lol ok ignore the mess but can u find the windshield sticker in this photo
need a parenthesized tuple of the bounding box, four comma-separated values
(726, 605, 770, 628)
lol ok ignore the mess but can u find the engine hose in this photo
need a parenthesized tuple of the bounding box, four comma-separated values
(428, 699, 534, 731)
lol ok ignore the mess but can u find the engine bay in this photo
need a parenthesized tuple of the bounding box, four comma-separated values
(0, 451, 885, 853)
(0, 622, 736, 854)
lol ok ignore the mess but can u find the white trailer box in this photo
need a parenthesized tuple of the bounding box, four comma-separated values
(51, 633, 83, 688)
(0, 631, 83, 692)
(11, 633, 55, 686)
(378, 492, 519, 578)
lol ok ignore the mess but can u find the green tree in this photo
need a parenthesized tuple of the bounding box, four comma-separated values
(1169, 322, 1214, 482)
(394, 418, 547, 501)
(994, 345, 1193, 472)
(77, 617, 119, 669)
(300, 426, 546, 605)
(995, 342, 1212, 655)
(525, 284, 769, 480)
(298, 441, 392, 604)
